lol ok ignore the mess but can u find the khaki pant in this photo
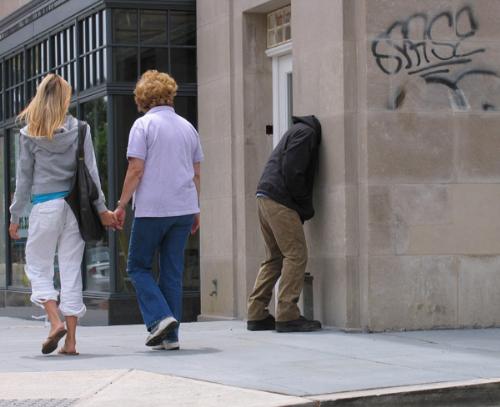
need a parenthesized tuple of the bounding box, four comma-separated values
(247, 197, 307, 322)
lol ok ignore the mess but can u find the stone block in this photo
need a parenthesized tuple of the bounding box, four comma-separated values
(306, 188, 347, 258)
(457, 114, 500, 181)
(406, 184, 500, 255)
(367, 1, 464, 41)
(198, 79, 232, 143)
(391, 185, 451, 225)
(197, 18, 231, 84)
(314, 115, 347, 189)
(200, 138, 232, 200)
(458, 256, 500, 327)
(309, 256, 348, 327)
(196, 0, 230, 30)
(200, 197, 234, 258)
(368, 222, 409, 255)
(367, 112, 455, 183)
(200, 256, 235, 318)
(368, 256, 459, 331)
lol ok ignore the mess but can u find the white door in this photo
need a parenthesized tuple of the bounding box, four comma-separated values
(273, 52, 293, 147)
(266, 42, 293, 147)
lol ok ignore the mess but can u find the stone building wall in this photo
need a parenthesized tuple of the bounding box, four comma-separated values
(197, 0, 500, 331)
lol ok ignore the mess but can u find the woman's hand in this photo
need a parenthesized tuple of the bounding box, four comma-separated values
(9, 223, 20, 240)
(191, 214, 200, 235)
(99, 210, 118, 229)
(113, 206, 126, 231)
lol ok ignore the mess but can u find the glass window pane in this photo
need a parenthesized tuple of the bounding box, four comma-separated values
(113, 47, 138, 82)
(9, 130, 31, 288)
(112, 9, 138, 44)
(140, 48, 168, 74)
(170, 12, 196, 46)
(0, 138, 5, 288)
(184, 233, 199, 292)
(141, 10, 167, 44)
(170, 48, 196, 83)
(174, 96, 197, 128)
(81, 97, 111, 292)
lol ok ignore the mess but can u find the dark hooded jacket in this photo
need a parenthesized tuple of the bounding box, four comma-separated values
(256, 115, 322, 222)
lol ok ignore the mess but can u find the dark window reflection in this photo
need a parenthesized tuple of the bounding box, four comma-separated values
(140, 48, 168, 74)
(170, 48, 196, 83)
(141, 10, 167, 44)
(175, 96, 197, 128)
(170, 12, 196, 46)
(113, 9, 138, 44)
(113, 47, 138, 82)
(9, 130, 30, 288)
(81, 97, 111, 292)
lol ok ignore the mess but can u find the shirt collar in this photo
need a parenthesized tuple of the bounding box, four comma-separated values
(146, 105, 175, 114)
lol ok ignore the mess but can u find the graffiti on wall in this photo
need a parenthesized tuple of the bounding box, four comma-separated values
(372, 6, 500, 111)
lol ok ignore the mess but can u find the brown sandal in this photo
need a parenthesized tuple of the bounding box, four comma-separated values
(41, 328, 67, 355)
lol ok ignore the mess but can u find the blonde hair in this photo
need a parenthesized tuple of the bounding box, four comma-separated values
(17, 73, 72, 140)
(134, 70, 178, 113)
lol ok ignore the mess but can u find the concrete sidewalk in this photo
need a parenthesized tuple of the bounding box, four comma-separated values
(1, 317, 500, 405)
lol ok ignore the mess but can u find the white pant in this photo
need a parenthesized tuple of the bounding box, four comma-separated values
(25, 198, 86, 318)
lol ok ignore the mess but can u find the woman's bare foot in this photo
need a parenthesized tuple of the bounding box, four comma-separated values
(48, 322, 66, 338)
(59, 339, 78, 355)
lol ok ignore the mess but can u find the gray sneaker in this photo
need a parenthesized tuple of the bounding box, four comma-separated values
(145, 317, 178, 346)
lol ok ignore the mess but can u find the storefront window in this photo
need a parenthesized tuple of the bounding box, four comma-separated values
(0, 138, 6, 288)
(112, 9, 138, 44)
(9, 130, 30, 288)
(113, 47, 138, 82)
(170, 48, 196, 83)
(82, 97, 111, 292)
(175, 96, 197, 127)
(140, 48, 168, 74)
(170, 11, 196, 46)
(80, 10, 107, 90)
(141, 10, 167, 44)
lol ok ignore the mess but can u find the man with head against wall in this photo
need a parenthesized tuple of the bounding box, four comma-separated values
(247, 115, 322, 332)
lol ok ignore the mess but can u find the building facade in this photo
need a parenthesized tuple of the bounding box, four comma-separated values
(0, 0, 199, 325)
(197, 0, 500, 331)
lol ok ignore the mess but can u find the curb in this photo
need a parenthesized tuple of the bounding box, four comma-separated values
(311, 378, 500, 406)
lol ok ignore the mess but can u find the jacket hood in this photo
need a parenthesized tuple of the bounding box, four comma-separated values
(292, 115, 322, 145)
(21, 115, 80, 153)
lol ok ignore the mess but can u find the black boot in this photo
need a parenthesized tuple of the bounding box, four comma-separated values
(247, 314, 276, 331)
(276, 316, 322, 333)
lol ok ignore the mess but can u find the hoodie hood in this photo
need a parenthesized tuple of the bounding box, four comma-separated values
(292, 115, 322, 145)
(21, 115, 79, 154)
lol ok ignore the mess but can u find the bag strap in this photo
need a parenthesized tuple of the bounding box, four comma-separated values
(77, 121, 86, 161)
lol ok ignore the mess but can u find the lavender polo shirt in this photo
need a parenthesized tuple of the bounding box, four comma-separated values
(127, 105, 204, 218)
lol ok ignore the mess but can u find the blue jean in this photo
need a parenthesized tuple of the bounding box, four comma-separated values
(127, 215, 194, 342)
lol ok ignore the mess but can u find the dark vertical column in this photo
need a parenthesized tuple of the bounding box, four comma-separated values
(4, 131, 11, 287)
(107, 94, 117, 294)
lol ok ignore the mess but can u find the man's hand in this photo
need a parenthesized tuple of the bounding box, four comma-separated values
(114, 206, 126, 230)
(99, 210, 118, 230)
(9, 223, 20, 240)
(191, 213, 200, 235)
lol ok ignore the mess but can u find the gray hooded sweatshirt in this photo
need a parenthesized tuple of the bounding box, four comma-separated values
(9, 115, 107, 224)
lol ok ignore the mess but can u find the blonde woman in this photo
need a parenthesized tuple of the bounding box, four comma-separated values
(114, 70, 203, 350)
(9, 74, 116, 355)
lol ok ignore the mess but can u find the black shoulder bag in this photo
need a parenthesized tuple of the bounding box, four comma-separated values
(65, 121, 105, 243)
